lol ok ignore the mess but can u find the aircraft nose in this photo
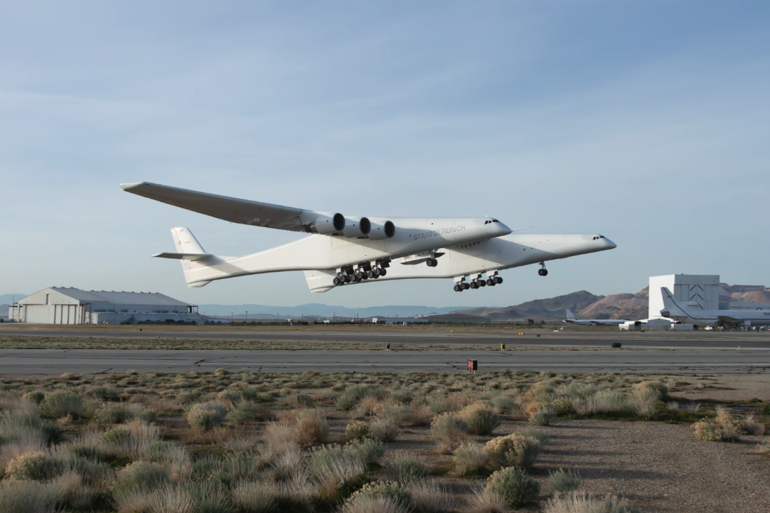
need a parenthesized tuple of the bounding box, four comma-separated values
(604, 237, 617, 249)
(497, 222, 513, 235)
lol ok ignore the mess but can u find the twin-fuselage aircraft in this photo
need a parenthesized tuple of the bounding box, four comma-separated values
(121, 182, 616, 293)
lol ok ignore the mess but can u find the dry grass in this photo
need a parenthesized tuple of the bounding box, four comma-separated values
(0, 368, 759, 513)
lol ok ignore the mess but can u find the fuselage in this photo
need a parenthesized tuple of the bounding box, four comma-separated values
(664, 309, 770, 327)
(305, 233, 616, 292)
(183, 217, 510, 285)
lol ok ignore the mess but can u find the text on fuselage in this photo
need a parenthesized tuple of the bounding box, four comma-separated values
(412, 225, 466, 240)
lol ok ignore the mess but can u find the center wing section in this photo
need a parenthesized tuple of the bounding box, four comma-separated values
(120, 182, 345, 234)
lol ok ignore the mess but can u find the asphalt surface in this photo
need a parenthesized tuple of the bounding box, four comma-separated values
(0, 348, 768, 374)
(1, 328, 770, 349)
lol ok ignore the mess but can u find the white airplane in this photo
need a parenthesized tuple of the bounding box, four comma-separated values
(120, 182, 617, 293)
(660, 287, 770, 327)
(564, 309, 629, 326)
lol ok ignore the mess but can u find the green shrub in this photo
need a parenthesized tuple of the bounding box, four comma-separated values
(94, 403, 132, 425)
(529, 408, 557, 426)
(346, 438, 385, 467)
(231, 480, 276, 513)
(632, 380, 668, 401)
(430, 413, 468, 454)
(112, 461, 169, 496)
(370, 418, 399, 443)
(385, 452, 429, 484)
(216, 389, 241, 403)
(549, 468, 581, 493)
(542, 491, 639, 513)
(296, 409, 330, 446)
(452, 442, 487, 476)
(41, 391, 83, 419)
(460, 404, 500, 436)
(484, 434, 541, 470)
(344, 481, 411, 510)
(490, 394, 516, 413)
(486, 467, 540, 508)
(0, 479, 58, 513)
(228, 402, 266, 424)
(692, 417, 740, 442)
(187, 402, 228, 431)
(84, 386, 121, 401)
(189, 481, 232, 513)
(4, 450, 59, 480)
(519, 428, 549, 446)
(22, 391, 45, 405)
(345, 421, 369, 440)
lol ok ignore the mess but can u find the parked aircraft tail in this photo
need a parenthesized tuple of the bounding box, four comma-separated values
(660, 287, 689, 318)
(565, 309, 576, 321)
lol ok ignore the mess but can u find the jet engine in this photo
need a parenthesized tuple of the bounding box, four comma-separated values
(341, 216, 371, 238)
(367, 218, 396, 240)
(307, 213, 345, 234)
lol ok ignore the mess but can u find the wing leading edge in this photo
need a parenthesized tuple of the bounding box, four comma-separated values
(120, 182, 326, 232)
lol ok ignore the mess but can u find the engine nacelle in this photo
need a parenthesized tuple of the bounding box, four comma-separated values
(307, 213, 345, 234)
(367, 218, 396, 240)
(341, 216, 371, 238)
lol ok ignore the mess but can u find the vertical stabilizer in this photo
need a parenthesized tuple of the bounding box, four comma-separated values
(566, 309, 576, 321)
(170, 227, 211, 288)
(660, 287, 689, 317)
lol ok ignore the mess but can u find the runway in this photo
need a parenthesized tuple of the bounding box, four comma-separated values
(1, 328, 769, 350)
(0, 348, 768, 374)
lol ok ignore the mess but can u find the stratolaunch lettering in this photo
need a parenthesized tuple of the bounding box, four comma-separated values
(413, 225, 466, 240)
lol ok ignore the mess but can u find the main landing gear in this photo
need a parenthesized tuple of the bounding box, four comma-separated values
(333, 259, 391, 286)
(538, 262, 548, 277)
(454, 272, 503, 292)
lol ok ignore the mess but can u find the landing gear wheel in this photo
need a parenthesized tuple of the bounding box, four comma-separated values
(344, 275, 352, 283)
(428, 258, 438, 267)
(366, 270, 374, 279)
(355, 272, 363, 280)
(333, 277, 341, 286)
(454, 284, 461, 292)
(495, 276, 503, 284)
(470, 281, 478, 289)
(479, 280, 486, 287)
(538, 269, 548, 277)
(462, 282, 470, 290)
(487, 278, 495, 286)
(373, 269, 381, 278)
(379, 268, 387, 277)
(362, 274, 368, 280)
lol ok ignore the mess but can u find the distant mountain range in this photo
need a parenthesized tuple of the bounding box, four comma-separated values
(450, 283, 770, 322)
(4, 283, 768, 323)
(0, 294, 25, 304)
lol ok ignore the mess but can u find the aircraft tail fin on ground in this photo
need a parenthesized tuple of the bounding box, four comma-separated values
(566, 309, 576, 321)
(159, 227, 216, 288)
(660, 287, 688, 317)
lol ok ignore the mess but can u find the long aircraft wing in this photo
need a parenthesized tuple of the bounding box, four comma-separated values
(120, 182, 309, 231)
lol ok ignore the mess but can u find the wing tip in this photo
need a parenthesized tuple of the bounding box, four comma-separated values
(120, 181, 148, 191)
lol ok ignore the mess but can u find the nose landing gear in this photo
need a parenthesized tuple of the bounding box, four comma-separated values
(538, 262, 548, 277)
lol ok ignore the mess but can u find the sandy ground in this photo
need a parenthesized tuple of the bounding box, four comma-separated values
(320, 407, 770, 513)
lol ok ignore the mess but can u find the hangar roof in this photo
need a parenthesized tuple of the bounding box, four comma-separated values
(46, 287, 190, 307)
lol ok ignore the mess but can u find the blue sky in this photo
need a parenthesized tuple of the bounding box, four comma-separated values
(1, 1, 768, 308)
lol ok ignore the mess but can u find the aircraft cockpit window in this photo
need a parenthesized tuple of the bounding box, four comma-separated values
(492, 219, 499, 223)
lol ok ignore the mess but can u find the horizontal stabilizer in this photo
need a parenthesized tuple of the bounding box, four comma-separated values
(153, 252, 213, 261)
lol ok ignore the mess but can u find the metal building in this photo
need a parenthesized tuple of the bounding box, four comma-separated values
(8, 287, 202, 325)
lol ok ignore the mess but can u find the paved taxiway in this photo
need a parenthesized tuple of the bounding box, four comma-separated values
(0, 348, 768, 374)
(1, 328, 769, 350)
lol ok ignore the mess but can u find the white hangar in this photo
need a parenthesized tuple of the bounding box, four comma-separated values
(8, 287, 203, 325)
